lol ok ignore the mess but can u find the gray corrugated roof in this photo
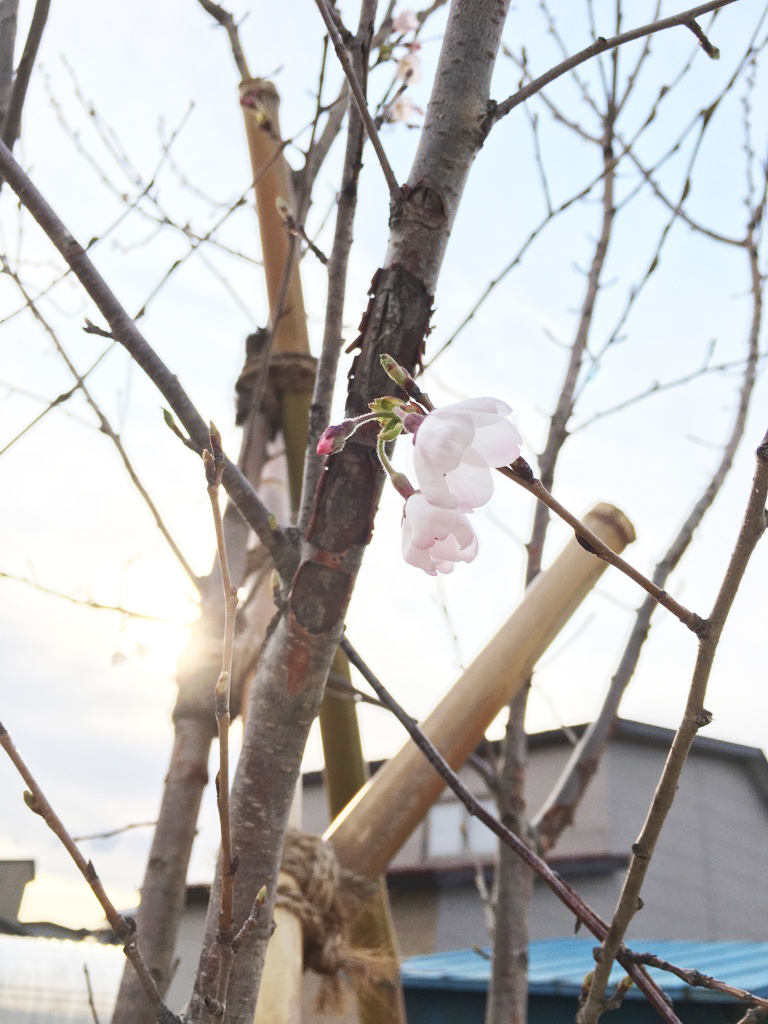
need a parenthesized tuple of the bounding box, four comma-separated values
(401, 939, 768, 1003)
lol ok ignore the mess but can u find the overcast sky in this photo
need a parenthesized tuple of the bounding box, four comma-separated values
(1, 0, 767, 928)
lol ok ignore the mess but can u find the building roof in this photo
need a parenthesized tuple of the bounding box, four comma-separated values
(401, 939, 768, 1003)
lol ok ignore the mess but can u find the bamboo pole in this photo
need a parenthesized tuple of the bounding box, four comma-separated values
(240, 77, 310, 508)
(242, 78, 404, 1024)
(254, 792, 304, 1024)
(325, 503, 636, 878)
(320, 652, 406, 1024)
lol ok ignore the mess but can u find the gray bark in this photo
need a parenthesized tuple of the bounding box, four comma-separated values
(485, 688, 533, 1024)
(0, 0, 18, 137)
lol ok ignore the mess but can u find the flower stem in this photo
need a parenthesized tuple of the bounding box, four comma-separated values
(377, 437, 415, 499)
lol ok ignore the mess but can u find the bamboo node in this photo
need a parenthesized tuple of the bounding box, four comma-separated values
(236, 346, 318, 426)
(277, 830, 398, 1011)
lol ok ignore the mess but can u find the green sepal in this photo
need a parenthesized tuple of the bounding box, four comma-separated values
(377, 418, 404, 442)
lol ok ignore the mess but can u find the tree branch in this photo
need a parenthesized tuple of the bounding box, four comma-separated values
(499, 462, 705, 632)
(194, 0, 251, 80)
(488, 0, 740, 128)
(0, 720, 180, 1024)
(579, 427, 768, 1022)
(1, 0, 50, 151)
(299, 1, 373, 533)
(534, 225, 763, 850)
(313, 0, 400, 198)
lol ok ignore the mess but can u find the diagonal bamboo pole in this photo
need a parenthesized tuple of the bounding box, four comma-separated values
(325, 504, 635, 878)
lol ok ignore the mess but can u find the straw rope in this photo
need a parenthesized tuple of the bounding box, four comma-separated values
(276, 830, 398, 1011)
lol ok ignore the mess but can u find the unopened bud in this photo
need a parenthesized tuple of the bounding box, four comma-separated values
(317, 420, 355, 455)
(275, 197, 297, 234)
(389, 471, 415, 500)
(208, 422, 224, 460)
(203, 448, 217, 485)
(380, 353, 411, 389)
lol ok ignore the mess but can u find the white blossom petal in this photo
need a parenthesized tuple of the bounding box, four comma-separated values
(392, 10, 419, 32)
(412, 397, 521, 510)
(396, 53, 422, 84)
(401, 494, 478, 575)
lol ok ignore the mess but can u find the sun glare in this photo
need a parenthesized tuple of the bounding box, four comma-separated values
(19, 873, 139, 931)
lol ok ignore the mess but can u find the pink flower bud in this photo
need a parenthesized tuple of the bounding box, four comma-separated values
(316, 421, 354, 455)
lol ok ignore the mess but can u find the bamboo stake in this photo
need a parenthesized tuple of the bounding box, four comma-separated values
(240, 77, 310, 509)
(325, 503, 636, 878)
(320, 651, 406, 1024)
(254, 793, 304, 1024)
(242, 78, 404, 1024)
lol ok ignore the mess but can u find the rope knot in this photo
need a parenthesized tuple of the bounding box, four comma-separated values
(276, 830, 398, 1011)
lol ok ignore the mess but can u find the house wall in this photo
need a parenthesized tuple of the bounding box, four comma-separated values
(303, 730, 768, 954)
(0, 860, 34, 922)
(604, 739, 768, 940)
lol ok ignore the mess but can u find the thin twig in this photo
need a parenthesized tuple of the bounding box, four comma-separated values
(685, 17, 721, 58)
(1, 0, 51, 151)
(0, 721, 180, 1024)
(1, 256, 201, 590)
(0, 571, 188, 623)
(313, 0, 400, 198)
(579, 428, 768, 1022)
(488, 0, 739, 127)
(0, 138, 291, 576)
(573, 356, 760, 431)
(423, 168, 606, 368)
(628, 948, 768, 1011)
(203, 425, 239, 1012)
(195, 0, 251, 80)
(338, 635, 682, 1024)
(83, 964, 101, 1024)
(498, 462, 705, 633)
(74, 820, 158, 842)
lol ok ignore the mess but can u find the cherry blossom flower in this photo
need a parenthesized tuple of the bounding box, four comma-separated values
(385, 95, 423, 124)
(412, 397, 522, 511)
(392, 9, 419, 33)
(401, 493, 479, 575)
(396, 52, 422, 84)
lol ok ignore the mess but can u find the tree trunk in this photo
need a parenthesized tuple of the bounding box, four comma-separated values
(187, 3, 514, 1020)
